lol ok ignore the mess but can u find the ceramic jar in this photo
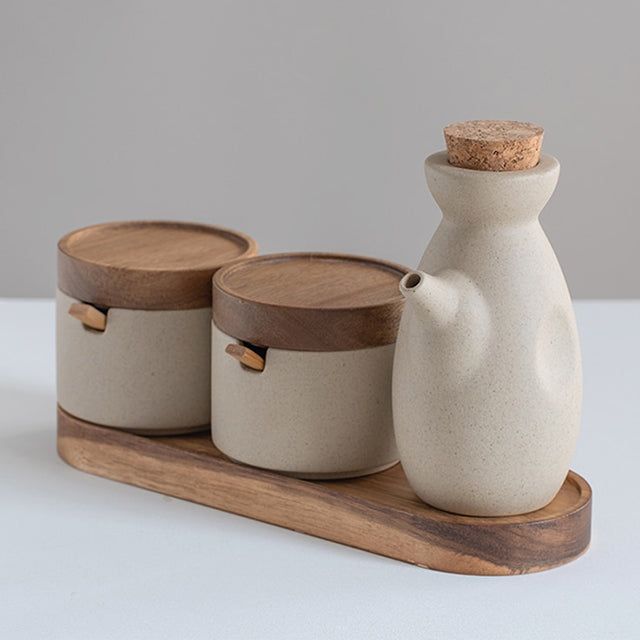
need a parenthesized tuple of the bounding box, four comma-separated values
(210, 253, 407, 479)
(56, 221, 257, 434)
(393, 151, 582, 516)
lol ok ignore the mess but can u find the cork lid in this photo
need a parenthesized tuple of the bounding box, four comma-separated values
(444, 120, 543, 171)
(212, 253, 408, 351)
(58, 221, 257, 310)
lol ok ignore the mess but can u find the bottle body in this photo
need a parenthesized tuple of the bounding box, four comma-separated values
(393, 152, 582, 516)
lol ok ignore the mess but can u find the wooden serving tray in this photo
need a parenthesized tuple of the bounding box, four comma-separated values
(57, 407, 592, 576)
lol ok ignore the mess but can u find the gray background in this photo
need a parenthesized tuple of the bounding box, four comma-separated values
(1, 0, 638, 298)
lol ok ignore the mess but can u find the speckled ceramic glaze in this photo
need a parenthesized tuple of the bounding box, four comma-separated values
(393, 152, 582, 516)
(211, 324, 399, 479)
(57, 289, 211, 433)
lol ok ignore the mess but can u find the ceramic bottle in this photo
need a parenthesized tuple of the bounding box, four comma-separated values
(392, 122, 582, 516)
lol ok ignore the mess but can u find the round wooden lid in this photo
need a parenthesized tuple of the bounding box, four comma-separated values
(58, 221, 257, 310)
(212, 253, 408, 351)
(444, 120, 543, 171)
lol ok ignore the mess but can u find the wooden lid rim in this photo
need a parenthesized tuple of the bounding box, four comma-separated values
(58, 221, 258, 310)
(212, 252, 408, 352)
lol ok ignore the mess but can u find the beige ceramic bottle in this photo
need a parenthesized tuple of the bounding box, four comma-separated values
(392, 121, 582, 516)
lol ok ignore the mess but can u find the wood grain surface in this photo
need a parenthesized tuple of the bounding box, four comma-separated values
(212, 253, 408, 351)
(58, 221, 257, 310)
(57, 406, 592, 575)
(444, 120, 543, 171)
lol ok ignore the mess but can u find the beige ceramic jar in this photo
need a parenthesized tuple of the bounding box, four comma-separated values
(56, 221, 257, 435)
(210, 253, 407, 479)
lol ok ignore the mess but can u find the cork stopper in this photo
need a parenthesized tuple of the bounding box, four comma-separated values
(444, 120, 543, 171)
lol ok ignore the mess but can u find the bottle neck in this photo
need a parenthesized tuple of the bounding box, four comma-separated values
(425, 152, 560, 227)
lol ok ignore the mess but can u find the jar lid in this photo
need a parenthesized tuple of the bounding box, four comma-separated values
(212, 253, 408, 351)
(58, 221, 257, 310)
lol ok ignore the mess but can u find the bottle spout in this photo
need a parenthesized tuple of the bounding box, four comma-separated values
(399, 270, 459, 328)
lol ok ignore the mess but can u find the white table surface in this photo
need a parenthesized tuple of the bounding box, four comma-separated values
(1, 298, 639, 640)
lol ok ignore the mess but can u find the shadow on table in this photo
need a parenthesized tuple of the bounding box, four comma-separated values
(0, 385, 61, 473)
(0, 386, 407, 567)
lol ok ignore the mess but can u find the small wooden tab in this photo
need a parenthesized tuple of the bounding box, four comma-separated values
(444, 120, 544, 171)
(68, 303, 107, 331)
(225, 343, 265, 371)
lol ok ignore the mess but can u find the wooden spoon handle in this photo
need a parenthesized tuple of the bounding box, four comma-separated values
(225, 343, 265, 371)
(68, 303, 107, 331)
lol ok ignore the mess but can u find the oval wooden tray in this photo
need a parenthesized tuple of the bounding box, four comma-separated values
(57, 406, 591, 576)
